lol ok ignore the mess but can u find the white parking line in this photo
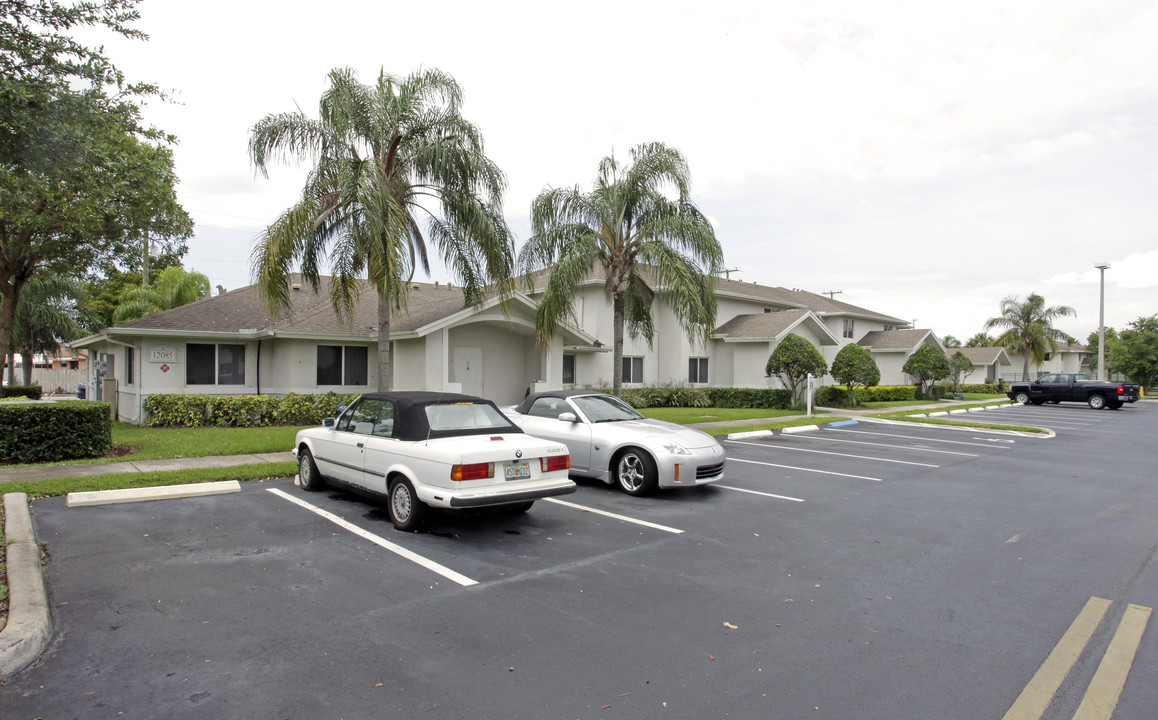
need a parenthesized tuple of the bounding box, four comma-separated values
(780, 433, 979, 457)
(715, 484, 806, 502)
(543, 498, 684, 534)
(833, 428, 1012, 449)
(726, 439, 939, 468)
(267, 489, 478, 587)
(728, 457, 883, 482)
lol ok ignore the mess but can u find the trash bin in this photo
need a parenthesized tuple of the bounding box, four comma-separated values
(76, 383, 86, 399)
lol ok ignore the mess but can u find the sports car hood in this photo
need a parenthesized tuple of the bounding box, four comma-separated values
(617, 419, 720, 448)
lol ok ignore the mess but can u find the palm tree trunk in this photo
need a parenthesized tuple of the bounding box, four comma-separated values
(1022, 354, 1030, 382)
(376, 295, 392, 391)
(21, 350, 34, 386)
(612, 292, 625, 397)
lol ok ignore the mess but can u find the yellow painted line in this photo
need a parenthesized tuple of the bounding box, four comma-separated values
(1071, 603, 1153, 720)
(1002, 596, 1112, 720)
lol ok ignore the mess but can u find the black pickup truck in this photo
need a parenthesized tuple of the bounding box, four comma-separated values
(1006, 372, 1142, 409)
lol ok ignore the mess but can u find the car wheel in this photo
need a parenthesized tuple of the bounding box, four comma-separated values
(1014, 392, 1030, 404)
(614, 448, 658, 496)
(388, 477, 427, 531)
(298, 447, 325, 491)
(1088, 394, 1106, 410)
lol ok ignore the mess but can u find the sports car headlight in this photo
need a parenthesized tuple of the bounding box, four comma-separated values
(654, 438, 692, 455)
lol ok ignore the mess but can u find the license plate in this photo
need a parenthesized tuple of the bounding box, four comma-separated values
(503, 461, 531, 480)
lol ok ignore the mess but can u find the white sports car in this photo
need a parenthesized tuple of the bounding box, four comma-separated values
(292, 391, 575, 530)
(504, 390, 726, 496)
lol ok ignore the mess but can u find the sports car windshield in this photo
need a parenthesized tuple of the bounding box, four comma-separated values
(572, 394, 644, 423)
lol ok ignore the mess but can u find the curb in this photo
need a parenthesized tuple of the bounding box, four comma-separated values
(0, 493, 52, 681)
(65, 480, 242, 508)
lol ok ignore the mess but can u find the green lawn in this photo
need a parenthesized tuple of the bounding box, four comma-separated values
(5, 423, 308, 468)
(638, 407, 814, 424)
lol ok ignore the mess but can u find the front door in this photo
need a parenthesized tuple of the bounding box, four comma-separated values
(453, 346, 483, 397)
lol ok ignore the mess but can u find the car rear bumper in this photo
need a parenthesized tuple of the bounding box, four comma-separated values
(422, 479, 577, 509)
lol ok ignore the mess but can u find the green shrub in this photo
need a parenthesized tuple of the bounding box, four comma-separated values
(704, 388, 795, 409)
(857, 385, 917, 402)
(958, 383, 1001, 394)
(1, 385, 42, 400)
(0, 401, 111, 462)
(143, 392, 359, 427)
(275, 392, 358, 425)
(815, 386, 852, 407)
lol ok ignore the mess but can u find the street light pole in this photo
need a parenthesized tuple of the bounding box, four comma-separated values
(1095, 261, 1110, 381)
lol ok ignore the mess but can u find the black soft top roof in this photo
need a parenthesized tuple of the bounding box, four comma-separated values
(348, 391, 523, 441)
(513, 389, 604, 415)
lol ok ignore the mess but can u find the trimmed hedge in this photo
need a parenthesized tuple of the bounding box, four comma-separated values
(143, 392, 359, 428)
(1, 385, 42, 400)
(0, 401, 112, 463)
(614, 386, 795, 410)
(816, 385, 918, 407)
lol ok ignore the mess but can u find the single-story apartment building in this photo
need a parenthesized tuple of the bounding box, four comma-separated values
(72, 272, 939, 424)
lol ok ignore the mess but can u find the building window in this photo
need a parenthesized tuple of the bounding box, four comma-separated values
(622, 356, 643, 384)
(186, 343, 245, 385)
(843, 318, 855, 339)
(317, 345, 368, 386)
(562, 354, 575, 384)
(126, 347, 134, 386)
(688, 357, 708, 384)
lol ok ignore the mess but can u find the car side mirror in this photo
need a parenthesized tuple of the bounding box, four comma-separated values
(323, 417, 336, 428)
(558, 412, 578, 423)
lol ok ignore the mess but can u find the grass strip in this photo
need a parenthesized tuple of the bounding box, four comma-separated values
(872, 408, 1047, 434)
(0, 462, 298, 498)
(706, 416, 853, 436)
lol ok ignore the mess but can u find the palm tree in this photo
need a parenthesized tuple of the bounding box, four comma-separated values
(964, 332, 995, 347)
(249, 67, 514, 390)
(985, 293, 1076, 380)
(518, 142, 723, 396)
(112, 265, 210, 324)
(10, 273, 96, 386)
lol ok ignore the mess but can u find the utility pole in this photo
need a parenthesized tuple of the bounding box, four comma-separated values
(822, 290, 843, 300)
(142, 231, 150, 286)
(720, 268, 740, 280)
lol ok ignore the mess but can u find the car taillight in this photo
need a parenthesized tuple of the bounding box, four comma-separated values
(540, 455, 570, 472)
(450, 462, 494, 481)
(1117, 386, 1125, 395)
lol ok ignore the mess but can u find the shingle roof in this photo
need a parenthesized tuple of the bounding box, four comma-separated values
(713, 310, 812, 339)
(954, 347, 1011, 366)
(113, 275, 475, 337)
(858, 328, 937, 351)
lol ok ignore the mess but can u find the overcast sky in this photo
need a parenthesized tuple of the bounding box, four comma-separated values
(97, 0, 1157, 342)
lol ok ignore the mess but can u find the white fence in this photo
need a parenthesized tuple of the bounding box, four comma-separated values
(18, 368, 86, 394)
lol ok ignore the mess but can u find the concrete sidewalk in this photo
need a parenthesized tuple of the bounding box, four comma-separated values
(0, 452, 295, 485)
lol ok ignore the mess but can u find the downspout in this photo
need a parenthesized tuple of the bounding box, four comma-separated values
(256, 339, 262, 395)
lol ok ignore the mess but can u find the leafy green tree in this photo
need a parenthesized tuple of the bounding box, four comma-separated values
(765, 333, 827, 406)
(1084, 327, 1119, 375)
(965, 332, 995, 347)
(250, 67, 514, 391)
(984, 293, 1076, 380)
(518, 142, 723, 397)
(943, 335, 962, 348)
(947, 351, 975, 394)
(112, 265, 210, 324)
(830, 343, 880, 406)
(1, 0, 191, 377)
(1108, 316, 1158, 388)
(9, 272, 96, 385)
(903, 344, 951, 396)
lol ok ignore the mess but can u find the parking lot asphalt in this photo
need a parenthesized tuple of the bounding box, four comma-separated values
(2, 402, 1155, 719)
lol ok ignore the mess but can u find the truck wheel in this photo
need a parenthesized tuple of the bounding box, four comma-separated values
(1014, 391, 1030, 404)
(1088, 394, 1106, 410)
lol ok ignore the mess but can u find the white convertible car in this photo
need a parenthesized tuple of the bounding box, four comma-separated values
(293, 392, 575, 530)
(505, 390, 726, 496)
